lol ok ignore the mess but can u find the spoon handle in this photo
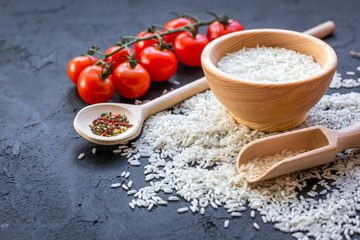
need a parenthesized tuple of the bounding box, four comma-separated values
(142, 77, 209, 118)
(336, 121, 360, 152)
(303, 20, 335, 39)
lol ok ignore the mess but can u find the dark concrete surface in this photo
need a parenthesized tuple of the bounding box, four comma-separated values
(0, 0, 359, 239)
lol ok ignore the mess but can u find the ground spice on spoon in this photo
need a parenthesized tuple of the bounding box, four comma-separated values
(89, 112, 133, 137)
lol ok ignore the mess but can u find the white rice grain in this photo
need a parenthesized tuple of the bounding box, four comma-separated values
(168, 196, 179, 202)
(78, 153, 84, 160)
(190, 205, 198, 213)
(224, 220, 230, 229)
(122, 184, 129, 191)
(127, 190, 137, 195)
(111, 183, 121, 188)
(130, 161, 141, 166)
(129, 202, 135, 210)
(148, 203, 154, 211)
(177, 207, 189, 213)
(231, 212, 242, 217)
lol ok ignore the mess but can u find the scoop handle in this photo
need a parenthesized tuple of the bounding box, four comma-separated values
(336, 121, 360, 152)
(303, 20, 336, 39)
(142, 77, 209, 118)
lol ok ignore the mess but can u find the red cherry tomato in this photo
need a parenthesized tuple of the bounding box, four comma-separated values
(207, 19, 244, 41)
(77, 65, 115, 104)
(140, 46, 178, 82)
(173, 32, 209, 67)
(163, 17, 195, 43)
(104, 46, 134, 69)
(113, 62, 151, 99)
(67, 55, 99, 85)
(134, 31, 163, 60)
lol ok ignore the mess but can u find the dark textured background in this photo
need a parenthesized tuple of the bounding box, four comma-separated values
(1, 0, 359, 239)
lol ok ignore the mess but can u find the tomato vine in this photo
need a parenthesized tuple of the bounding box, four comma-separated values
(86, 13, 220, 77)
(68, 12, 245, 104)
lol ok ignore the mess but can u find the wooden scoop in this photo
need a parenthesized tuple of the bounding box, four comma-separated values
(237, 122, 360, 183)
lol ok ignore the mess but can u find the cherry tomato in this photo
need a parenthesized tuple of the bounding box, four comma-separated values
(173, 32, 209, 67)
(207, 19, 244, 41)
(77, 65, 115, 104)
(67, 55, 99, 85)
(140, 46, 178, 82)
(113, 62, 151, 99)
(163, 17, 195, 43)
(104, 46, 134, 69)
(134, 31, 163, 60)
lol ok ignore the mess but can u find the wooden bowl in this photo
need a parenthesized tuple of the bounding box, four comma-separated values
(201, 29, 337, 132)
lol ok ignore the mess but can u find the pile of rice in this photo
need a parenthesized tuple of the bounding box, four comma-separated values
(217, 46, 323, 82)
(239, 148, 306, 180)
(108, 67, 360, 239)
(330, 71, 360, 89)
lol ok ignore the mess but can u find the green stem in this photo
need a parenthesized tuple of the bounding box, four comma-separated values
(206, 12, 229, 27)
(87, 48, 105, 57)
(88, 14, 218, 78)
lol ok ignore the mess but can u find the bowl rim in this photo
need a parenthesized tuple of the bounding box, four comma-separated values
(201, 28, 338, 86)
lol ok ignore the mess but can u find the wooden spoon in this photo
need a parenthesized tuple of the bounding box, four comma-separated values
(237, 122, 360, 183)
(73, 77, 208, 145)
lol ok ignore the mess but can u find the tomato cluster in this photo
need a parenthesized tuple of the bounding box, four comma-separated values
(67, 15, 244, 104)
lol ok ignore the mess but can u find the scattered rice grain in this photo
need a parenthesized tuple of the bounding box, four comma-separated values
(127, 190, 137, 195)
(224, 220, 230, 229)
(129, 202, 135, 210)
(130, 161, 141, 166)
(177, 207, 189, 213)
(231, 212, 242, 217)
(168, 196, 179, 201)
(111, 183, 121, 188)
(251, 210, 255, 218)
(78, 153, 85, 160)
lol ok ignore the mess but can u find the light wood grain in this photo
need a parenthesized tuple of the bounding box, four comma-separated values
(201, 27, 337, 131)
(303, 20, 335, 39)
(236, 122, 360, 182)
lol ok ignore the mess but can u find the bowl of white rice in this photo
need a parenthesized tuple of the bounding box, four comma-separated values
(201, 28, 337, 131)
